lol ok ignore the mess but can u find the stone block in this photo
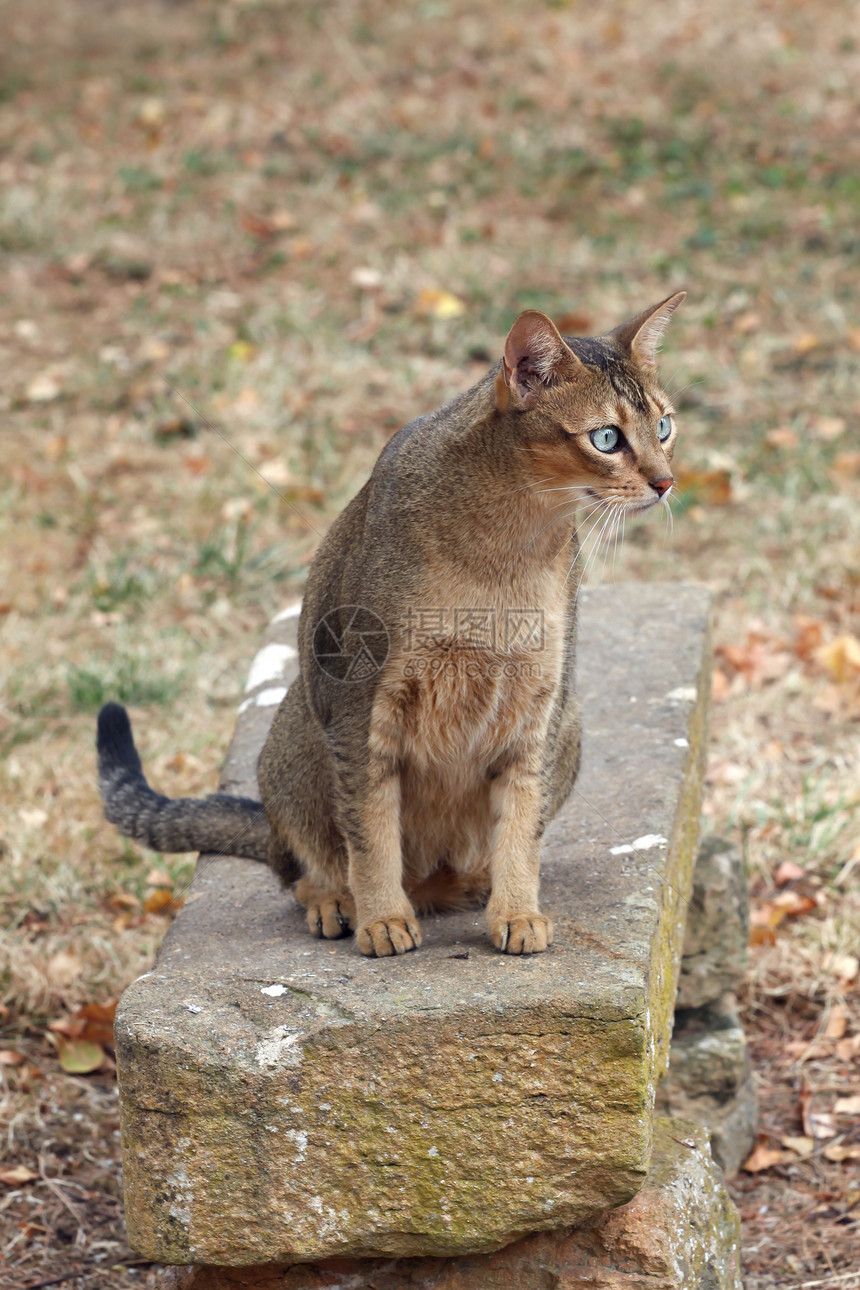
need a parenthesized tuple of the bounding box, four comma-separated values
(677, 838, 748, 1011)
(657, 995, 757, 1176)
(154, 1119, 742, 1290)
(115, 584, 712, 1265)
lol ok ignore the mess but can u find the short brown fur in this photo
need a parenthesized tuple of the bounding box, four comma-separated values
(98, 293, 685, 957)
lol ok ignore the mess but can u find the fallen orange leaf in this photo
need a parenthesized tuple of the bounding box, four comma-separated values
(742, 1140, 784, 1173)
(0, 1049, 26, 1066)
(414, 288, 465, 319)
(144, 887, 175, 914)
(815, 635, 860, 683)
(675, 466, 732, 506)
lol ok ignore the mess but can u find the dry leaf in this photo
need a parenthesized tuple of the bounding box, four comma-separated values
(751, 902, 789, 931)
(836, 1034, 860, 1061)
(823, 1004, 847, 1040)
(47, 950, 81, 988)
(554, 311, 592, 334)
(793, 614, 824, 661)
(824, 1143, 860, 1162)
(57, 1038, 105, 1074)
(0, 1049, 26, 1066)
(781, 1135, 815, 1157)
(711, 667, 731, 701)
(25, 372, 61, 403)
(832, 450, 860, 479)
(675, 466, 732, 506)
(742, 1140, 784, 1172)
(823, 952, 860, 982)
(765, 427, 798, 449)
(773, 860, 806, 886)
(733, 311, 761, 335)
(107, 890, 141, 911)
(144, 887, 174, 914)
(815, 635, 860, 683)
(414, 288, 465, 319)
(0, 1165, 38, 1185)
(228, 340, 256, 362)
(792, 332, 820, 356)
(812, 415, 846, 441)
(146, 867, 173, 889)
(239, 210, 281, 240)
(834, 1094, 860, 1115)
(772, 889, 817, 917)
(749, 925, 777, 948)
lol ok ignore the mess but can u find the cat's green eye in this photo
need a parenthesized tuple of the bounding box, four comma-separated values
(590, 426, 620, 453)
(658, 415, 673, 442)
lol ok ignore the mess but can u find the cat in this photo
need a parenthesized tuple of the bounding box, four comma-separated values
(97, 292, 684, 957)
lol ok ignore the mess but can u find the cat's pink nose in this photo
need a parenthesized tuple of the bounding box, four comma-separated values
(650, 477, 673, 497)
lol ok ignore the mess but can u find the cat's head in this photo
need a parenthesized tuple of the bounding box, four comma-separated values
(496, 292, 685, 513)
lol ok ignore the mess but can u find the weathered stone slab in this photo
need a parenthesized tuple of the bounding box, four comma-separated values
(154, 1119, 743, 1290)
(677, 837, 749, 1010)
(657, 994, 758, 1176)
(115, 584, 712, 1265)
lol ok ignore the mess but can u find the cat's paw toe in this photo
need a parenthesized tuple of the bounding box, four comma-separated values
(307, 893, 356, 940)
(357, 917, 422, 957)
(489, 913, 553, 955)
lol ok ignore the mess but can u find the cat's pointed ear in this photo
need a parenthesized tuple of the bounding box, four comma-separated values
(499, 310, 581, 411)
(609, 290, 686, 368)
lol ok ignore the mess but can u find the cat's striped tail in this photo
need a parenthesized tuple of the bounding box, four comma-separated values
(96, 702, 271, 862)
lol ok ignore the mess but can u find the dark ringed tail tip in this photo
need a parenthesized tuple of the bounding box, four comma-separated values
(97, 701, 143, 775)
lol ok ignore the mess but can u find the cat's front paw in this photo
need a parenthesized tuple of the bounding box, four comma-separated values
(488, 913, 553, 955)
(306, 892, 356, 940)
(357, 916, 422, 957)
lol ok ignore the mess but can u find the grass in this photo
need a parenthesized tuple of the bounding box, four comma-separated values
(0, 0, 859, 1284)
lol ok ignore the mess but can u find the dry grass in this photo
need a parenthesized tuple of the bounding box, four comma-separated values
(1, 0, 859, 1285)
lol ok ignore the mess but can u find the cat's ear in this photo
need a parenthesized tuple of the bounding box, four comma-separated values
(609, 290, 686, 368)
(499, 311, 581, 411)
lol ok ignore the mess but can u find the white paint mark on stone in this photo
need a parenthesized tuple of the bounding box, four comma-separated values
(238, 684, 289, 715)
(428, 1145, 439, 1157)
(244, 643, 297, 692)
(674, 737, 689, 747)
(261, 983, 287, 997)
(610, 834, 669, 856)
(666, 685, 697, 702)
(238, 685, 289, 716)
(272, 601, 302, 623)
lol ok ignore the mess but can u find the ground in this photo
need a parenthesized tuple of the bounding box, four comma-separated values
(0, 0, 858, 1286)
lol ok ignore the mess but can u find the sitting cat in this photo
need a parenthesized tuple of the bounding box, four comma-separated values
(98, 292, 684, 957)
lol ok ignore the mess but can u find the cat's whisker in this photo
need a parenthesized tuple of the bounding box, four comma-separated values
(599, 505, 621, 585)
(508, 476, 557, 495)
(611, 505, 622, 578)
(566, 501, 615, 596)
(559, 503, 610, 580)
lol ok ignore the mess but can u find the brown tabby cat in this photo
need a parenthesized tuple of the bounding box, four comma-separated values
(98, 292, 684, 957)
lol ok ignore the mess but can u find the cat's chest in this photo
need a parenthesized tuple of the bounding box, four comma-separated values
(370, 614, 564, 773)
